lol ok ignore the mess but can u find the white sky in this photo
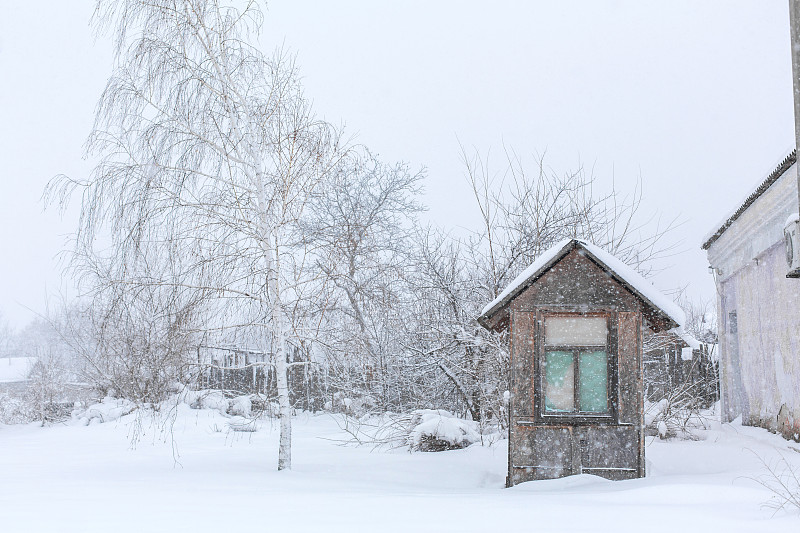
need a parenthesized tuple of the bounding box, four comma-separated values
(0, 1, 795, 329)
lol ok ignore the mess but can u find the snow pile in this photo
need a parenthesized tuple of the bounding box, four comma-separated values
(175, 384, 227, 412)
(175, 383, 262, 419)
(196, 390, 228, 412)
(343, 410, 486, 451)
(407, 410, 481, 452)
(68, 385, 264, 433)
(174, 383, 200, 406)
(229, 395, 251, 417)
(325, 392, 377, 416)
(78, 397, 137, 425)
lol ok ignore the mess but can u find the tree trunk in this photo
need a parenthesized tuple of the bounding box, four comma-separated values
(275, 327, 292, 470)
(267, 231, 292, 471)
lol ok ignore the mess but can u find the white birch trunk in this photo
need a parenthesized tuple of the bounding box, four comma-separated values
(265, 229, 292, 471)
(274, 322, 292, 470)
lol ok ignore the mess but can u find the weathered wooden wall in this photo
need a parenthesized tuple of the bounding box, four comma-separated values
(506, 248, 646, 485)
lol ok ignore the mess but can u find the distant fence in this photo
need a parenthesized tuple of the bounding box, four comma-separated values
(195, 345, 325, 411)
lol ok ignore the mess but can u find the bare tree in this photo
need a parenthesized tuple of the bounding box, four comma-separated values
(406, 229, 508, 424)
(6, 314, 88, 425)
(305, 150, 424, 411)
(462, 146, 680, 300)
(48, 0, 344, 470)
(400, 147, 679, 427)
(65, 275, 203, 403)
(0, 312, 13, 358)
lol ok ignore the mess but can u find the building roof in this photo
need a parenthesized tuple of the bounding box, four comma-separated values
(478, 239, 685, 331)
(701, 150, 796, 250)
(0, 357, 37, 383)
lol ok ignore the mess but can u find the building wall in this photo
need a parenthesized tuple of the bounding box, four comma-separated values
(507, 249, 646, 484)
(0, 381, 29, 397)
(707, 163, 800, 441)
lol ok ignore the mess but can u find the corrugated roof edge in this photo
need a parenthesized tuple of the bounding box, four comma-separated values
(701, 149, 796, 251)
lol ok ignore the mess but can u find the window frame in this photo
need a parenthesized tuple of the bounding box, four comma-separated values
(534, 310, 618, 424)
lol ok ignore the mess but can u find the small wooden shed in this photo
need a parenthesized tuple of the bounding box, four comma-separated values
(478, 239, 684, 485)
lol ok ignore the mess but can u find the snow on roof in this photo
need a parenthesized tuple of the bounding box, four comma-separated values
(480, 239, 685, 328)
(701, 149, 796, 250)
(678, 331, 701, 351)
(0, 357, 37, 383)
(580, 241, 685, 326)
(481, 238, 574, 318)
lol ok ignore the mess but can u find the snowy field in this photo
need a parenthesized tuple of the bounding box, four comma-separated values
(1, 406, 799, 532)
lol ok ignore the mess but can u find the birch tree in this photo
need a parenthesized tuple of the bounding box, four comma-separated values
(48, 0, 343, 470)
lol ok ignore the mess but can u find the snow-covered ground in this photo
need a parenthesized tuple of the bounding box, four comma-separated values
(1, 405, 798, 532)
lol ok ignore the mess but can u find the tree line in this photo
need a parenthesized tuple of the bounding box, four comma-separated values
(40, 0, 678, 470)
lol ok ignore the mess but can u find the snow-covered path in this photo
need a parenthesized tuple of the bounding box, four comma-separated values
(1, 407, 798, 532)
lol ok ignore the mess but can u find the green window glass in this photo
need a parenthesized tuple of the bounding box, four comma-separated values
(545, 351, 574, 412)
(579, 350, 608, 412)
(542, 315, 611, 416)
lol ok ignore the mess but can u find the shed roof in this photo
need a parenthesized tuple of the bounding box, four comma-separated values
(701, 150, 796, 250)
(478, 239, 685, 331)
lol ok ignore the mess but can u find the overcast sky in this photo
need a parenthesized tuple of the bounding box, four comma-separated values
(0, 1, 795, 329)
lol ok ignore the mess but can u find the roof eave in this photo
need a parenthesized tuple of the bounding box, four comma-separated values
(478, 240, 681, 333)
(477, 241, 578, 329)
(701, 150, 796, 251)
(578, 248, 680, 332)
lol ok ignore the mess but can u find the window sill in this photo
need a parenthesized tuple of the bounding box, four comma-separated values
(536, 413, 617, 425)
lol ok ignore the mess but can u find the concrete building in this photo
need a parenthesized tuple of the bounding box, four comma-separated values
(702, 151, 800, 441)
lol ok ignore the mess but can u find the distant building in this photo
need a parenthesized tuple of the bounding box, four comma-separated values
(643, 330, 718, 407)
(0, 357, 37, 396)
(702, 151, 800, 441)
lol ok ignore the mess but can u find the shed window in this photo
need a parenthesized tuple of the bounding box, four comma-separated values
(542, 315, 610, 415)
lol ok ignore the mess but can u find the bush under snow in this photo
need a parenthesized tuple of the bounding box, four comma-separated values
(339, 410, 484, 451)
(0, 393, 30, 425)
(228, 395, 251, 417)
(78, 397, 137, 425)
(407, 410, 481, 452)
